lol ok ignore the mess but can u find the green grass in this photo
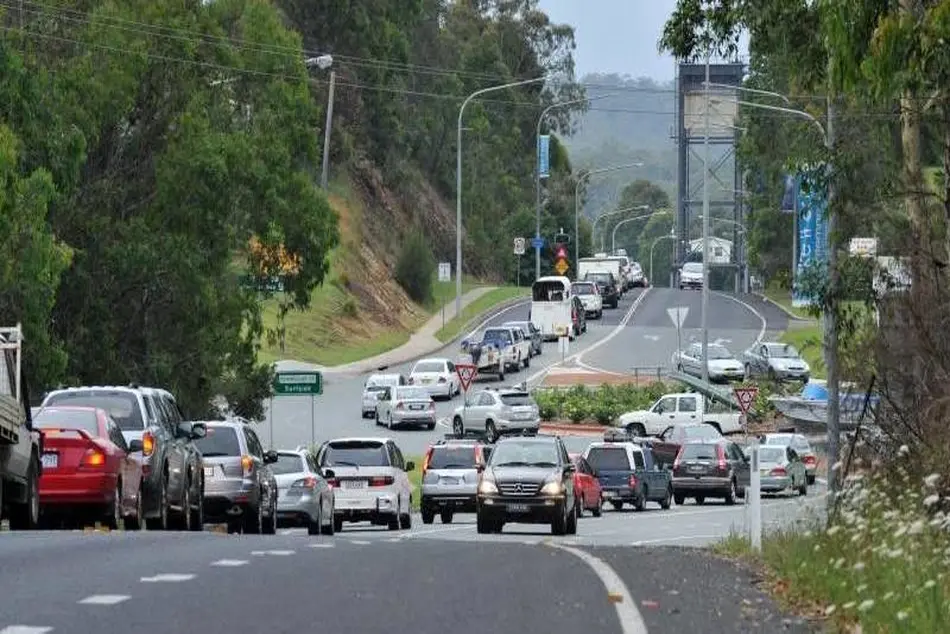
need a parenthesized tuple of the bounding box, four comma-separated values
(712, 469, 950, 633)
(407, 455, 423, 511)
(434, 286, 530, 343)
(764, 287, 813, 320)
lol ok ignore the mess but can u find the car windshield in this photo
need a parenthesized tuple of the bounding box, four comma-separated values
(33, 408, 100, 436)
(271, 454, 306, 475)
(766, 435, 811, 451)
(412, 362, 444, 374)
(321, 441, 390, 467)
(366, 376, 398, 389)
(585, 447, 630, 471)
(707, 346, 733, 359)
(680, 443, 719, 460)
(572, 283, 595, 295)
(428, 446, 477, 469)
(500, 393, 533, 407)
(43, 391, 143, 432)
(766, 344, 801, 359)
(482, 329, 511, 343)
(194, 426, 241, 457)
(503, 322, 529, 333)
(364, 385, 387, 393)
(683, 263, 702, 274)
(683, 425, 722, 440)
(396, 387, 430, 400)
(489, 440, 559, 467)
(758, 447, 786, 463)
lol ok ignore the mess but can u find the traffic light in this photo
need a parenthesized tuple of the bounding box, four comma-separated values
(553, 230, 570, 245)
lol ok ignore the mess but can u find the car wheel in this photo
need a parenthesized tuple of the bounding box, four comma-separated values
(387, 513, 400, 530)
(551, 503, 568, 536)
(660, 485, 673, 510)
(724, 479, 737, 505)
(125, 481, 145, 531)
(566, 501, 578, 535)
(610, 501, 623, 511)
(189, 477, 204, 531)
(485, 420, 499, 444)
(263, 496, 277, 535)
(400, 506, 412, 530)
(695, 496, 705, 505)
(245, 497, 264, 534)
(333, 515, 343, 533)
(177, 480, 193, 531)
(798, 479, 808, 496)
(452, 417, 464, 437)
(106, 479, 122, 530)
(440, 509, 454, 524)
(476, 512, 492, 534)
(674, 493, 685, 506)
(146, 471, 170, 531)
(421, 505, 435, 524)
(374, 410, 381, 426)
(592, 497, 602, 517)
(807, 474, 816, 485)
(308, 508, 322, 536)
(321, 501, 336, 535)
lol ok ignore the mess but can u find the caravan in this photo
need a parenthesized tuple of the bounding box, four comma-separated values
(530, 276, 574, 341)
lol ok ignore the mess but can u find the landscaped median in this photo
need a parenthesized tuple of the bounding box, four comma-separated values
(714, 460, 950, 633)
(434, 286, 529, 343)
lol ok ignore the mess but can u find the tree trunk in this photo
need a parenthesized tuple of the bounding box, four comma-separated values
(943, 103, 950, 268)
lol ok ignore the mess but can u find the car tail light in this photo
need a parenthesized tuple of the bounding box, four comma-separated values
(770, 467, 787, 476)
(803, 455, 817, 466)
(369, 476, 394, 487)
(628, 474, 638, 488)
(292, 476, 317, 489)
(395, 401, 404, 410)
(80, 448, 106, 469)
(241, 455, 253, 478)
(717, 444, 727, 472)
(673, 447, 684, 471)
(141, 431, 155, 456)
(326, 477, 339, 488)
(422, 447, 434, 475)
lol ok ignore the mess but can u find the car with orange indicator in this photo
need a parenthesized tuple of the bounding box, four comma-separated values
(568, 453, 602, 517)
(39, 385, 206, 531)
(33, 406, 145, 528)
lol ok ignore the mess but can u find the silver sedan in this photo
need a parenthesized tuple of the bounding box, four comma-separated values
(273, 450, 336, 535)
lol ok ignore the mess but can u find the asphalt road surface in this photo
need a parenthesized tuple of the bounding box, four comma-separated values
(264, 289, 646, 455)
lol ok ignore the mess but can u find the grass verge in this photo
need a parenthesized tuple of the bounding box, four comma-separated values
(407, 455, 422, 511)
(712, 467, 950, 632)
(434, 286, 529, 344)
(764, 287, 812, 320)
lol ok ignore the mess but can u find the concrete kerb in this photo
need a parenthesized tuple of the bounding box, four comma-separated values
(755, 292, 811, 322)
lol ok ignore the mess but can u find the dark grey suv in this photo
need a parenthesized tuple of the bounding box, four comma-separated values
(40, 385, 206, 531)
(195, 420, 278, 534)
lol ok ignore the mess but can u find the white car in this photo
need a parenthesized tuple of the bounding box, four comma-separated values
(315, 437, 415, 532)
(673, 342, 746, 383)
(679, 262, 703, 290)
(571, 281, 603, 319)
(408, 358, 459, 399)
(361, 373, 406, 418)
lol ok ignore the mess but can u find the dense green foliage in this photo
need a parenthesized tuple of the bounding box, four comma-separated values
(533, 383, 671, 424)
(395, 230, 436, 304)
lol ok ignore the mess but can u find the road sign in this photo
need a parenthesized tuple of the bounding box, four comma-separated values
(240, 275, 286, 293)
(455, 364, 478, 392)
(438, 262, 451, 282)
(532, 237, 545, 250)
(666, 306, 689, 328)
(273, 371, 323, 395)
(554, 259, 569, 276)
(513, 237, 526, 255)
(734, 386, 759, 414)
(554, 245, 568, 260)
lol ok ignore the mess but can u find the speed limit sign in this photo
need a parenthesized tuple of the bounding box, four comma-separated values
(513, 237, 526, 255)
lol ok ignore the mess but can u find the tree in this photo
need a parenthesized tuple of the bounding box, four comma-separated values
(618, 179, 672, 210)
(395, 230, 436, 304)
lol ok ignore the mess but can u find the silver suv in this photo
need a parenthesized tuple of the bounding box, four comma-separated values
(450, 387, 540, 443)
(420, 439, 491, 524)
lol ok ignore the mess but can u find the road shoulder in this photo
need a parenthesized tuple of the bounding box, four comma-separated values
(580, 546, 819, 634)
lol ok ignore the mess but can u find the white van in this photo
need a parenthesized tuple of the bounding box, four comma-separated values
(530, 276, 574, 341)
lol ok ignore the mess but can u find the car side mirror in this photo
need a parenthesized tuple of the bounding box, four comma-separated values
(176, 421, 193, 438)
(405, 461, 415, 472)
(263, 450, 279, 464)
(377, 392, 386, 400)
(129, 439, 144, 453)
(189, 422, 207, 439)
(323, 469, 335, 479)
(564, 463, 576, 474)
(476, 463, 486, 473)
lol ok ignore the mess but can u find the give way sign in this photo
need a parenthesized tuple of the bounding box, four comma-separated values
(455, 364, 478, 392)
(733, 386, 759, 414)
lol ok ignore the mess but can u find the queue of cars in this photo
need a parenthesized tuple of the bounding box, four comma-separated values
(672, 340, 812, 384)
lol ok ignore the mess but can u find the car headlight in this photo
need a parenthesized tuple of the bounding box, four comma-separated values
(540, 479, 564, 496)
(478, 477, 498, 494)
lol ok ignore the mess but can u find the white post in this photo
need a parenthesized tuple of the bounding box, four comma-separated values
(700, 55, 711, 383)
(310, 394, 315, 448)
(749, 434, 762, 551)
(268, 396, 274, 449)
(320, 70, 335, 190)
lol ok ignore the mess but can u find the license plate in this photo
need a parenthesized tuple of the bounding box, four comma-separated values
(440, 477, 459, 485)
(410, 404, 425, 410)
(506, 503, 530, 513)
(204, 466, 215, 478)
(421, 379, 431, 384)
(602, 490, 615, 498)
(41, 453, 58, 469)
(689, 465, 705, 472)
(343, 480, 366, 490)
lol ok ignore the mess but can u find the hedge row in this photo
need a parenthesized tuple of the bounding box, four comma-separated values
(532, 383, 672, 425)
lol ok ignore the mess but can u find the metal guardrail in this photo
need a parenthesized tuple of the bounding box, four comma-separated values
(666, 370, 741, 409)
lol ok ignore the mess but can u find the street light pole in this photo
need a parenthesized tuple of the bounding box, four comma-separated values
(305, 55, 335, 190)
(611, 209, 669, 253)
(590, 204, 650, 252)
(456, 76, 547, 318)
(574, 162, 644, 262)
(701, 55, 711, 383)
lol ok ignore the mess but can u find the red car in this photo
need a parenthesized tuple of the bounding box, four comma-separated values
(569, 453, 603, 517)
(34, 406, 144, 529)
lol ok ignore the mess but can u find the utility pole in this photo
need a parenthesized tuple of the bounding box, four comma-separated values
(320, 70, 336, 191)
(824, 67, 840, 505)
(700, 55, 711, 383)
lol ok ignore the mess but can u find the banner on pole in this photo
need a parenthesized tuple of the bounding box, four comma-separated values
(779, 173, 796, 214)
(538, 135, 550, 179)
(792, 165, 829, 308)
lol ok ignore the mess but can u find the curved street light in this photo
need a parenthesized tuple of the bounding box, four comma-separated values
(574, 162, 644, 264)
(611, 209, 671, 254)
(590, 204, 649, 252)
(649, 230, 676, 285)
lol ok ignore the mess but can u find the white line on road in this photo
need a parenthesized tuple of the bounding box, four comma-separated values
(210, 559, 249, 567)
(140, 573, 195, 583)
(385, 537, 403, 542)
(77, 595, 130, 605)
(630, 534, 720, 546)
(349, 540, 372, 545)
(713, 291, 767, 344)
(546, 543, 648, 634)
(0, 627, 54, 634)
(308, 543, 334, 548)
(399, 524, 472, 539)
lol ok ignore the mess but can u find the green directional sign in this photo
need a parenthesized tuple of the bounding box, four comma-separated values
(240, 275, 286, 293)
(273, 371, 322, 396)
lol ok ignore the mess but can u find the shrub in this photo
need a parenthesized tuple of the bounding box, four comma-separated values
(530, 382, 674, 425)
(394, 229, 435, 304)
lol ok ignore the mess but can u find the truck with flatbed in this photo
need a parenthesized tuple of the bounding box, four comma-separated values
(613, 391, 743, 438)
(459, 329, 516, 381)
(0, 324, 41, 528)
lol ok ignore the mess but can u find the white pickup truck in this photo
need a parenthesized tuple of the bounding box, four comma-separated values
(615, 391, 743, 437)
(460, 326, 528, 381)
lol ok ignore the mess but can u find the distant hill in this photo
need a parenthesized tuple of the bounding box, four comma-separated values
(561, 74, 678, 218)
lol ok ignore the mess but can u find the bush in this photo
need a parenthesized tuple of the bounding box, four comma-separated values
(394, 229, 435, 304)
(531, 382, 673, 425)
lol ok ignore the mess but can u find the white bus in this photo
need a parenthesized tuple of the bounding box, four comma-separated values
(530, 276, 574, 341)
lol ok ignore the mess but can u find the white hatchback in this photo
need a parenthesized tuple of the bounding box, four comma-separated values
(408, 358, 459, 400)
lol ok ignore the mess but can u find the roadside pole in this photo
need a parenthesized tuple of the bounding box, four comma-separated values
(310, 393, 315, 448)
(735, 386, 760, 550)
(268, 396, 274, 449)
(272, 371, 323, 450)
(455, 364, 478, 432)
(438, 262, 451, 330)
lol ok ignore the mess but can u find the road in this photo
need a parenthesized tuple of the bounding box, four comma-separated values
(0, 486, 820, 634)
(264, 289, 647, 456)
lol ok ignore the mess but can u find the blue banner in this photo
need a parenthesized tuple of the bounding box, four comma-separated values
(792, 166, 829, 308)
(538, 135, 550, 179)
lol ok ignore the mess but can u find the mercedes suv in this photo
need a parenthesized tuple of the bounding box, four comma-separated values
(475, 436, 577, 535)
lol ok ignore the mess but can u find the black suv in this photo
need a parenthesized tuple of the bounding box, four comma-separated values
(584, 272, 620, 308)
(475, 436, 577, 535)
(40, 385, 206, 531)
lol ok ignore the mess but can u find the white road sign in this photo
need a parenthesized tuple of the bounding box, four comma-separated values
(666, 306, 689, 329)
(513, 237, 526, 255)
(438, 262, 451, 282)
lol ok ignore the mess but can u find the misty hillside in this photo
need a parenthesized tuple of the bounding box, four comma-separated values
(561, 74, 678, 218)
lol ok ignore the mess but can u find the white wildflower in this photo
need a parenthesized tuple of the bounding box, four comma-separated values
(924, 494, 940, 507)
(898, 445, 909, 456)
(853, 561, 865, 572)
(883, 592, 895, 601)
(851, 533, 862, 543)
(843, 601, 856, 609)
(834, 557, 846, 569)
(827, 525, 842, 536)
(824, 604, 837, 616)
(924, 473, 940, 488)
(857, 584, 868, 594)
(897, 610, 910, 621)
(893, 525, 908, 539)
(908, 519, 926, 536)
(924, 579, 936, 589)
(813, 544, 821, 552)
(859, 599, 875, 612)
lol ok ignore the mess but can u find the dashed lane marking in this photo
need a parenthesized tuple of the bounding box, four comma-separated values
(630, 534, 720, 546)
(385, 538, 402, 543)
(348, 540, 371, 545)
(210, 559, 249, 567)
(307, 543, 334, 548)
(77, 595, 130, 605)
(0, 627, 54, 634)
(251, 550, 295, 556)
(140, 574, 195, 583)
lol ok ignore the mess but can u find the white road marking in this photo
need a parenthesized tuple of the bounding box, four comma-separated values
(400, 524, 472, 539)
(140, 573, 195, 583)
(308, 543, 334, 548)
(713, 291, 767, 345)
(643, 334, 660, 341)
(349, 540, 371, 545)
(0, 627, 54, 634)
(210, 559, 249, 567)
(546, 543, 648, 634)
(266, 549, 295, 556)
(385, 537, 403, 542)
(77, 595, 130, 605)
(630, 534, 720, 546)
